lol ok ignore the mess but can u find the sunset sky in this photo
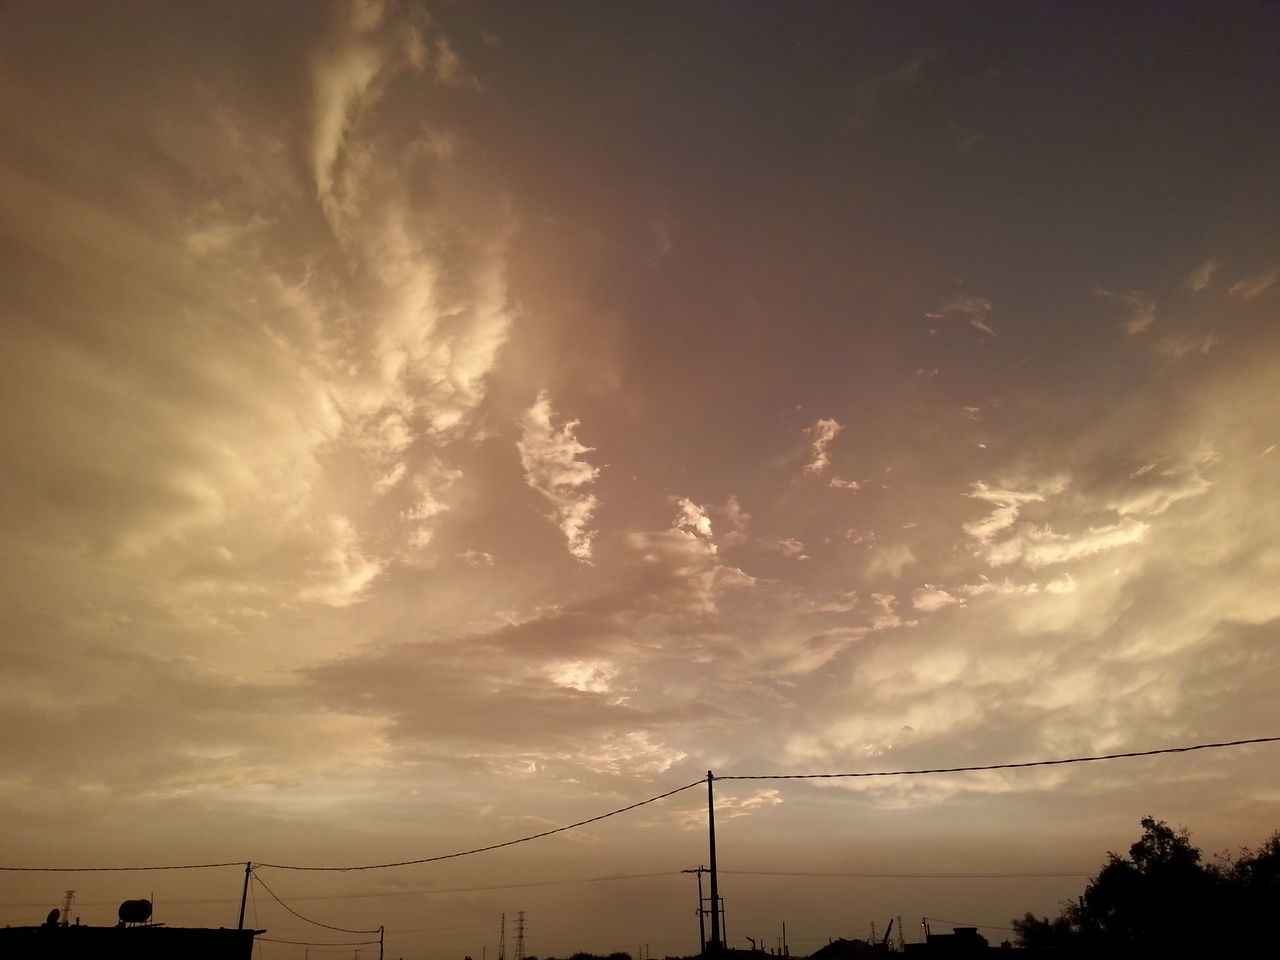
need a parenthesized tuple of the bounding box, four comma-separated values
(2, 2, 1278, 956)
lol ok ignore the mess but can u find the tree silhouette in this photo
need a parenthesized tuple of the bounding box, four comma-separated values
(1013, 817, 1280, 954)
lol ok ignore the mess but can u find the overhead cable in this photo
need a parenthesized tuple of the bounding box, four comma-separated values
(257, 936, 382, 946)
(2, 736, 1275, 873)
(925, 915, 1015, 932)
(718, 736, 1280, 780)
(252, 872, 381, 934)
(254, 778, 704, 871)
(0, 859, 245, 873)
(723, 869, 1092, 879)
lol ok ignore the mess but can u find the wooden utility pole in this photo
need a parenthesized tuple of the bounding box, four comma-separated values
(706, 771, 722, 954)
(682, 866, 709, 952)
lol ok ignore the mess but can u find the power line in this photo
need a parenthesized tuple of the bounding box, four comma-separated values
(718, 736, 1280, 780)
(252, 872, 381, 934)
(258, 936, 382, 946)
(925, 916, 1015, 932)
(255, 779, 704, 871)
(2, 736, 1274, 873)
(0, 781, 702, 874)
(722, 869, 1092, 879)
(0, 860, 245, 873)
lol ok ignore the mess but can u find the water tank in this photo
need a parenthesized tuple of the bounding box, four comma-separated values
(118, 899, 152, 924)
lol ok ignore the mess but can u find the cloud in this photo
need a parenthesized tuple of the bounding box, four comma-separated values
(518, 392, 601, 560)
(818, 590, 859, 614)
(672, 497, 714, 540)
(865, 542, 917, 580)
(675, 788, 783, 828)
(911, 585, 964, 612)
(1097, 288, 1157, 334)
(1183, 257, 1220, 294)
(985, 517, 1149, 568)
(963, 480, 1059, 544)
(804, 418, 843, 475)
(869, 592, 919, 631)
(306, 0, 478, 226)
(309, 0, 406, 220)
(720, 494, 751, 546)
(298, 514, 384, 606)
(1228, 269, 1277, 302)
(1108, 451, 1216, 517)
(962, 476, 1159, 569)
(941, 295, 996, 337)
(775, 537, 809, 560)
(1155, 332, 1220, 362)
(845, 49, 940, 132)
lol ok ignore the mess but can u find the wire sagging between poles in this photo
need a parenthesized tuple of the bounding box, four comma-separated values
(253, 872, 381, 934)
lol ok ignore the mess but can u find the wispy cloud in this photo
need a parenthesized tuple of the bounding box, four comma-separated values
(518, 392, 601, 561)
(963, 480, 1057, 544)
(912, 584, 963, 612)
(941, 295, 996, 337)
(1155, 332, 1220, 363)
(1228, 269, 1277, 302)
(720, 494, 751, 546)
(804, 418, 843, 475)
(1183, 257, 1220, 294)
(298, 514, 384, 606)
(1108, 450, 1216, 517)
(984, 517, 1149, 568)
(845, 49, 940, 133)
(1097, 288, 1157, 334)
(775, 537, 809, 560)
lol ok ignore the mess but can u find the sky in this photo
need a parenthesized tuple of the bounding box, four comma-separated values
(1, 1, 1278, 956)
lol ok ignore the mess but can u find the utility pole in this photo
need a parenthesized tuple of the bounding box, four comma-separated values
(682, 866, 709, 953)
(706, 771, 723, 954)
(499, 913, 506, 960)
(237, 863, 252, 930)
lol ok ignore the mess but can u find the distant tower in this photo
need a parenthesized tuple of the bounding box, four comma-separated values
(515, 910, 526, 960)
(60, 891, 76, 928)
(499, 913, 506, 960)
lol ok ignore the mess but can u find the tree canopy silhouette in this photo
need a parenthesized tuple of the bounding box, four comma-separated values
(1013, 817, 1280, 954)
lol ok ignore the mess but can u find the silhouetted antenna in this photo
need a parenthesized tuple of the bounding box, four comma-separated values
(498, 912, 506, 960)
(515, 910, 526, 960)
(60, 890, 75, 928)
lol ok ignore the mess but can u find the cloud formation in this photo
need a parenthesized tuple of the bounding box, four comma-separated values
(1, 4, 1278, 950)
(518, 392, 601, 560)
(941, 295, 997, 337)
(804, 418, 843, 475)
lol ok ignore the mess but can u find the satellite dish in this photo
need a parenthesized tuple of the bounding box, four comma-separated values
(118, 899, 153, 924)
(46, 908, 60, 926)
